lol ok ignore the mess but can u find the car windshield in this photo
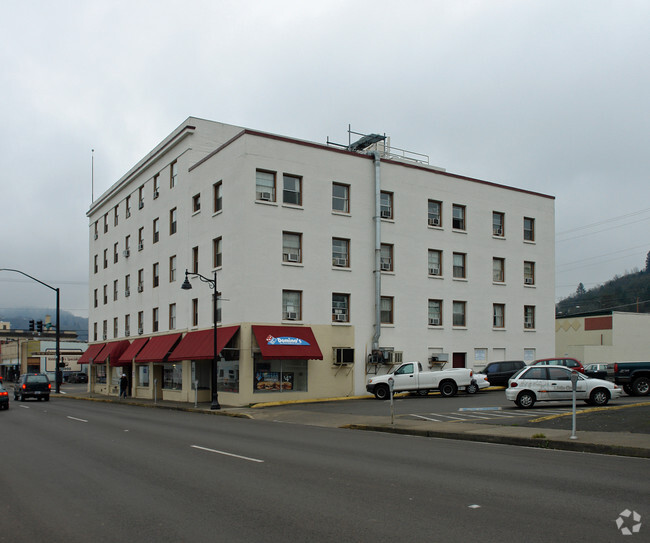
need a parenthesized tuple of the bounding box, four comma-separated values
(26, 375, 49, 384)
(510, 367, 528, 380)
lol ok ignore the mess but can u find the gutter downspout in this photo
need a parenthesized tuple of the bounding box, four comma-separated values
(371, 151, 381, 352)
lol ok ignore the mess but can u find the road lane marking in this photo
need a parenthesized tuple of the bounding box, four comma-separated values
(191, 445, 264, 463)
(67, 416, 88, 423)
(411, 414, 445, 422)
(19, 405, 29, 409)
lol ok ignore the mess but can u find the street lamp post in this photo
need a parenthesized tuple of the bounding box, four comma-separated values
(0, 268, 62, 393)
(181, 269, 221, 410)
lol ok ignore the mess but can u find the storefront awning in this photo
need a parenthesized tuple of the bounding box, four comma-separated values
(115, 337, 149, 366)
(78, 343, 106, 364)
(135, 333, 182, 363)
(168, 326, 239, 362)
(96, 340, 130, 365)
(252, 325, 323, 360)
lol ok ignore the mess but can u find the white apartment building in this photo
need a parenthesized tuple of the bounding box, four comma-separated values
(82, 117, 555, 406)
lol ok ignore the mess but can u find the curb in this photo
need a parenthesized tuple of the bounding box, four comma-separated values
(342, 424, 650, 459)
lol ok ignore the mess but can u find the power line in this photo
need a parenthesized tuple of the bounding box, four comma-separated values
(556, 207, 650, 237)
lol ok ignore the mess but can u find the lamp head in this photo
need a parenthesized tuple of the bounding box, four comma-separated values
(181, 271, 193, 290)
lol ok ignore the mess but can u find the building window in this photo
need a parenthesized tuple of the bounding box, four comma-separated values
(493, 257, 505, 282)
(192, 246, 199, 274)
(94, 221, 98, 240)
(332, 182, 350, 213)
(93, 289, 98, 308)
(493, 212, 505, 237)
(213, 181, 223, 212)
(428, 249, 442, 276)
(256, 170, 276, 201)
(453, 252, 466, 279)
(163, 363, 182, 390)
(125, 314, 130, 337)
(453, 301, 466, 327)
(493, 304, 505, 328)
(125, 195, 131, 218)
(125, 274, 131, 296)
(332, 293, 350, 323)
(170, 208, 177, 235)
(380, 243, 393, 271)
(94, 255, 98, 274)
(138, 186, 144, 209)
(192, 193, 201, 212)
(524, 217, 535, 242)
(192, 298, 199, 327)
(152, 307, 159, 333)
(103, 249, 108, 269)
(213, 237, 223, 268)
(113, 317, 118, 338)
(428, 299, 442, 326)
(153, 174, 160, 198)
(125, 235, 130, 255)
(102, 320, 107, 340)
(452, 204, 466, 230)
(138, 311, 144, 334)
(380, 191, 393, 219)
(93, 322, 97, 342)
(170, 161, 178, 189)
(169, 303, 176, 330)
(524, 305, 536, 329)
(524, 261, 535, 285)
(282, 290, 302, 321)
(428, 200, 442, 227)
(169, 255, 177, 282)
(114, 206, 119, 227)
(282, 232, 302, 263)
(138, 269, 144, 292)
(113, 242, 119, 264)
(113, 279, 118, 301)
(380, 296, 394, 324)
(153, 218, 160, 244)
(138, 227, 144, 250)
(153, 262, 159, 288)
(283, 174, 302, 205)
(103, 285, 107, 305)
(103, 214, 108, 233)
(332, 238, 350, 267)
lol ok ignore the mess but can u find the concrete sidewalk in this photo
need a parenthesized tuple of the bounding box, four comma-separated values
(53, 390, 650, 459)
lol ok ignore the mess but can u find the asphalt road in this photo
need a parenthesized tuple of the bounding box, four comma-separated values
(1, 398, 648, 542)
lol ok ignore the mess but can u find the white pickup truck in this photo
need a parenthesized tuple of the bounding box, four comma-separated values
(366, 361, 476, 400)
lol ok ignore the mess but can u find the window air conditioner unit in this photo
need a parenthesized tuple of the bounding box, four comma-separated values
(94, 233, 98, 240)
(335, 313, 347, 322)
(153, 190, 159, 199)
(335, 258, 348, 267)
(284, 252, 299, 262)
(380, 209, 392, 219)
(525, 321, 534, 329)
(123, 249, 130, 258)
(380, 259, 391, 271)
(138, 328, 143, 335)
(429, 318, 440, 326)
(138, 199, 144, 209)
(429, 267, 440, 275)
(102, 333, 107, 340)
(525, 277, 534, 285)
(138, 242, 144, 251)
(285, 312, 298, 320)
(125, 289, 130, 297)
(494, 227, 503, 236)
(428, 217, 440, 226)
(125, 329, 130, 337)
(259, 191, 272, 201)
(137, 284, 144, 293)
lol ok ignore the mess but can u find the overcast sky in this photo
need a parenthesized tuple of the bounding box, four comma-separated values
(1, 0, 648, 319)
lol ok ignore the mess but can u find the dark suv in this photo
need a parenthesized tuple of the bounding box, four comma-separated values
(482, 360, 527, 387)
(14, 373, 51, 402)
(66, 372, 88, 384)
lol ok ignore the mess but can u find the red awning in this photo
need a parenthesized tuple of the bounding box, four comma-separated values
(115, 337, 149, 366)
(77, 343, 106, 364)
(135, 333, 182, 363)
(94, 340, 130, 365)
(168, 326, 239, 362)
(252, 325, 323, 360)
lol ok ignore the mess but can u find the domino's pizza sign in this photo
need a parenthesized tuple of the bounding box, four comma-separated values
(265, 335, 310, 346)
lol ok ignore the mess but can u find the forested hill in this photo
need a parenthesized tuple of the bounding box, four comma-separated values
(556, 269, 650, 317)
(0, 308, 88, 341)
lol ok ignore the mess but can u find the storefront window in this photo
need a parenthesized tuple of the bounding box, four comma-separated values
(138, 365, 150, 387)
(162, 363, 182, 390)
(95, 365, 107, 384)
(192, 361, 210, 390)
(218, 359, 239, 392)
(254, 359, 308, 393)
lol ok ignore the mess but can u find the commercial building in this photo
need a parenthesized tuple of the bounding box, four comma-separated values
(556, 311, 650, 364)
(82, 117, 555, 406)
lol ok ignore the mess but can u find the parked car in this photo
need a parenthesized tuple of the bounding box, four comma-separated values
(14, 373, 51, 402)
(0, 383, 8, 410)
(465, 373, 490, 394)
(481, 360, 526, 387)
(614, 361, 650, 396)
(584, 363, 610, 380)
(532, 357, 585, 373)
(506, 365, 621, 408)
(66, 372, 88, 384)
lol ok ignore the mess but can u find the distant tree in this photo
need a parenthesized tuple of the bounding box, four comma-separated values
(646, 250, 650, 273)
(576, 282, 586, 296)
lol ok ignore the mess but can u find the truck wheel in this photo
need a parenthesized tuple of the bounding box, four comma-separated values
(516, 391, 536, 408)
(623, 384, 633, 396)
(439, 380, 458, 398)
(466, 383, 479, 394)
(631, 377, 649, 396)
(589, 388, 610, 406)
(374, 385, 390, 400)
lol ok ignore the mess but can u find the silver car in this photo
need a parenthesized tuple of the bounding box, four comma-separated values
(505, 365, 621, 408)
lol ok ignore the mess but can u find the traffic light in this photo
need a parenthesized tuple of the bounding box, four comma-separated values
(29, 319, 35, 332)
(36, 320, 43, 333)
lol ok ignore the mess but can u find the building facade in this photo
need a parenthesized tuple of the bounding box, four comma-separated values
(83, 117, 555, 406)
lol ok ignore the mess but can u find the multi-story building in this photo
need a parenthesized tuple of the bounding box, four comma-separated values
(82, 117, 555, 406)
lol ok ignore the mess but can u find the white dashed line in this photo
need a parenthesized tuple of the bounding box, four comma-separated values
(191, 445, 264, 463)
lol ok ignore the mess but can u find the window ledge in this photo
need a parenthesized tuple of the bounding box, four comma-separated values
(381, 270, 395, 275)
(524, 284, 536, 288)
(331, 322, 351, 326)
(452, 326, 468, 330)
(282, 204, 304, 211)
(492, 281, 506, 286)
(255, 200, 278, 207)
(428, 275, 444, 280)
(492, 328, 507, 332)
(524, 240, 536, 245)
(428, 325, 443, 329)
(452, 277, 468, 282)
(492, 235, 506, 240)
(331, 211, 351, 217)
(380, 324, 395, 328)
(452, 229, 467, 234)
(332, 266, 352, 272)
(192, 210, 201, 217)
(524, 328, 536, 332)
(212, 210, 223, 218)
(427, 225, 443, 231)
(282, 262, 304, 268)
(380, 218, 395, 223)
(282, 319, 303, 324)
